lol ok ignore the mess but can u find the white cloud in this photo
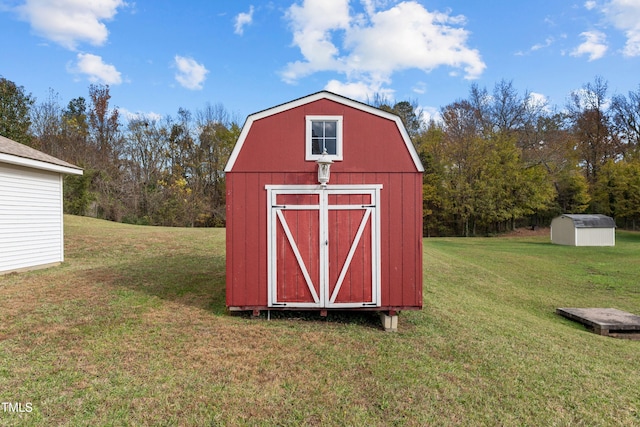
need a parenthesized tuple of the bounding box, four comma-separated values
(70, 53, 122, 84)
(119, 108, 162, 122)
(234, 5, 254, 35)
(527, 92, 551, 113)
(282, 0, 351, 82)
(420, 105, 441, 124)
(15, 0, 126, 50)
(570, 87, 612, 110)
(412, 81, 427, 95)
(571, 30, 608, 60)
(345, 3, 484, 78)
(324, 79, 394, 102)
(531, 37, 555, 52)
(174, 55, 209, 90)
(585, 1, 597, 11)
(282, 0, 485, 92)
(601, 0, 640, 57)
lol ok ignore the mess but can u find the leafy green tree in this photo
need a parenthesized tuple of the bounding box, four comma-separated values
(440, 100, 485, 235)
(618, 160, 640, 228)
(592, 159, 640, 227)
(368, 94, 424, 140)
(472, 134, 524, 231)
(62, 97, 90, 164)
(415, 122, 448, 236)
(554, 168, 591, 214)
(391, 100, 423, 139)
(64, 172, 96, 215)
(0, 77, 35, 145)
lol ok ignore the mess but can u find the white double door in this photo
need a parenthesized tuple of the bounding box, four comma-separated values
(266, 185, 382, 308)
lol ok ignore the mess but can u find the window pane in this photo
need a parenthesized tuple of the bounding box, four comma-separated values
(311, 138, 322, 155)
(325, 137, 337, 155)
(324, 121, 336, 137)
(312, 122, 323, 138)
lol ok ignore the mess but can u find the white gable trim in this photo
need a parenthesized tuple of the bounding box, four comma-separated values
(0, 153, 83, 175)
(224, 91, 424, 172)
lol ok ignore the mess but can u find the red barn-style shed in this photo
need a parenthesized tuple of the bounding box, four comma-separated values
(225, 91, 423, 324)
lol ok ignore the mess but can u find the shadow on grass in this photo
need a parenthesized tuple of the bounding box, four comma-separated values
(232, 309, 385, 330)
(83, 254, 388, 329)
(82, 253, 228, 315)
(83, 253, 390, 329)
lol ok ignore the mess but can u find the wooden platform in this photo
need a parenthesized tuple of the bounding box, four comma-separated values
(556, 308, 640, 339)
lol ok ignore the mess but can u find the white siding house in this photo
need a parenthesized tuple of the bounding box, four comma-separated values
(550, 214, 616, 246)
(0, 135, 83, 274)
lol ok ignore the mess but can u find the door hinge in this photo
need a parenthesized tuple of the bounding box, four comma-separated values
(271, 302, 287, 306)
(272, 205, 286, 209)
(361, 204, 375, 208)
(362, 302, 378, 306)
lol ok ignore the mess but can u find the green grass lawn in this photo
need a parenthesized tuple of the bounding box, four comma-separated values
(1, 215, 639, 426)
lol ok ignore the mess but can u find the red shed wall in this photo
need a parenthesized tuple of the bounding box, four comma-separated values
(226, 98, 422, 310)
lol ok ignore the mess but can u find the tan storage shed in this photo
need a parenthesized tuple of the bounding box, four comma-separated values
(550, 214, 615, 246)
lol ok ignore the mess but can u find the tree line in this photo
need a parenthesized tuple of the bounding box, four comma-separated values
(2, 78, 239, 227)
(1, 76, 640, 234)
(375, 77, 640, 236)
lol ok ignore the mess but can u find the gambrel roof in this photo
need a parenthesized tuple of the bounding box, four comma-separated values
(225, 90, 424, 173)
(562, 214, 615, 228)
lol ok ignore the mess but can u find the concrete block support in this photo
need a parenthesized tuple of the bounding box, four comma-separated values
(380, 312, 398, 332)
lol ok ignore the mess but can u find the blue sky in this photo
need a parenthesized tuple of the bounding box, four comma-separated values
(1, 0, 639, 123)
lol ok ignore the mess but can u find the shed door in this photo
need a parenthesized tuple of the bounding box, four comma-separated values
(267, 185, 381, 309)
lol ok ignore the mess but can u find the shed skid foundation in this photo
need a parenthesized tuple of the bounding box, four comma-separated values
(380, 312, 398, 332)
(228, 306, 418, 312)
(228, 307, 414, 331)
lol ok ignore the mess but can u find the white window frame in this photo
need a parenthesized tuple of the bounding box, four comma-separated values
(305, 115, 343, 161)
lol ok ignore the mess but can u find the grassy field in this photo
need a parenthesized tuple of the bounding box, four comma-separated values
(1, 215, 639, 426)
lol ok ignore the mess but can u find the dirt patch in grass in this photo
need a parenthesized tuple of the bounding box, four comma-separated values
(500, 226, 550, 238)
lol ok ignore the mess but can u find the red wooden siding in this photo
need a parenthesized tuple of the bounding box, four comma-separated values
(275, 196, 320, 304)
(226, 171, 422, 309)
(226, 92, 423, 311)
(328, 206, 372, 304)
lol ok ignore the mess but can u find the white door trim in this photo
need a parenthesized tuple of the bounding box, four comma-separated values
(266, 184, 382, 308)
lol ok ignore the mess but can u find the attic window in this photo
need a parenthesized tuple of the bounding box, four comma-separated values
(306, 115, 343, 161)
